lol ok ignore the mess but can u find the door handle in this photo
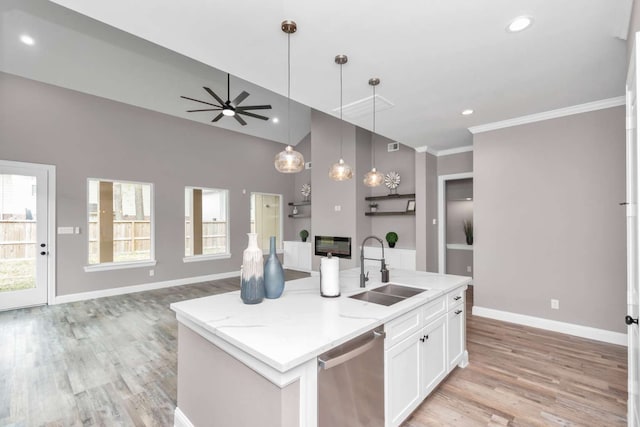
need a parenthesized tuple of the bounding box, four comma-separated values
(455, 310, 463, 315)
(453, 296, 462, 301)
(420, 335, 429, 342)
(620, 202, 630, 206)
(626, 315, 638, 325)
(40, 243, 46, 248)
(40, 251, 48, 256)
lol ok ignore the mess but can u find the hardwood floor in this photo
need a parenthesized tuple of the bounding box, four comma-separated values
(402, 287, 628, 427)
(0, 278, 627, 426)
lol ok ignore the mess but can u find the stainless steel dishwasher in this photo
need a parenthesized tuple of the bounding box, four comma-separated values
(317, 326, 385, 427)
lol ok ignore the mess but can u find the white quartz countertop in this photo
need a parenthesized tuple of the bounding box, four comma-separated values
(170, 268, 471, 373)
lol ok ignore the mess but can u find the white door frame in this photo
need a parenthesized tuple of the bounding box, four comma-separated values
(437, 172, 473, 274)
(0, 159, 56, 306)
(626, 37, 640, 427)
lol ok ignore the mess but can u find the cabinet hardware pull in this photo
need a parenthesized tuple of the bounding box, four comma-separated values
(453, 296, 462, 301)
(626, 315, 639, 325)
(424, 334, 429, 340)
(420, 336, 426, 342)
(40, 243, 46, 248)
(40, 251, 47, 256)
(454, 310, 462, 315)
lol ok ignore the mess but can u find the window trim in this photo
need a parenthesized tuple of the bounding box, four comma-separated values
(86, 178, 155, 269)
(184, 186, 231, 260)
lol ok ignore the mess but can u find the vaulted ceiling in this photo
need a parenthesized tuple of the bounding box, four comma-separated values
(3, 0, 631, 151)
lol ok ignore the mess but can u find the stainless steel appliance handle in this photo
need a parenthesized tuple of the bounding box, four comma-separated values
(318, 330, 385, 370)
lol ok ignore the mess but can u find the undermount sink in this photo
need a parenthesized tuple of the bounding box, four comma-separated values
(349, 291, 405, 306)
(372, 284, 426, 298)
(348, 284, 427, 306)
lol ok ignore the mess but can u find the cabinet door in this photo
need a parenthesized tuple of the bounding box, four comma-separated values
(283, 241, 298, 269)
(447, 305, 465, 370)
(420, 315, 447, 397)
(385, 331, 422, 427)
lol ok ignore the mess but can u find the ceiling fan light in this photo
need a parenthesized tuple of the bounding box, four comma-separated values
(363, 168, 384, 187)
(275, 145, 304, 173)
(222, 108, 235, 117)
(329, 158, 353, 181)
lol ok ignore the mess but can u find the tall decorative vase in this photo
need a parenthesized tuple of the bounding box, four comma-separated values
(264, 236, 285, 299)
(241, 233, 265, 304)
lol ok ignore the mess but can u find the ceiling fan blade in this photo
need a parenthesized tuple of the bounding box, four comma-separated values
(181, 96, 221, 108)
(187, 108, 222, 112)
(234, 114, 247, 126)
(236, 104, 272, 110)
(230, 91, 250, 108)
(203, 87, 226, 106)
(237, 110, 269, 121)
(211, 113, 225, 122)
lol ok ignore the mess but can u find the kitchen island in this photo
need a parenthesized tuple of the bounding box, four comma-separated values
(170, 268, 471, 427)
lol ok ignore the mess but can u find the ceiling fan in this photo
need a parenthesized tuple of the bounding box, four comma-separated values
(180, 74, 272, 126)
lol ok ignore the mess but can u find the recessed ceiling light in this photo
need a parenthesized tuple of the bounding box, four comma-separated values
(20, 34, 35, 46)
(272, 117, 279, 123)
(462, 109, 474, 116)
(507, 16, 533, 33)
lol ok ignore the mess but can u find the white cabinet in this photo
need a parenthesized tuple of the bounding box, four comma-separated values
(282, 241, 312, 272)
(385, 329, 422, 427)
(384, 286, 467, 427)
(421, 315, 447, 396)
(445, 287, 466, 369)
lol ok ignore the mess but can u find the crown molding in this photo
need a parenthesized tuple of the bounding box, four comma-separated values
(436, 145, 473, 157)
(468, 96, 626, 134)
(414, 145, 437, 155)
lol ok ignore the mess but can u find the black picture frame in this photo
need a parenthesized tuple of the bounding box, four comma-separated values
(406, 199, 416, 212)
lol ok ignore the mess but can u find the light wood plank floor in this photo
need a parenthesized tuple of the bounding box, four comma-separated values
(0, 278, 627, 426)
(402, 288, 627, 427)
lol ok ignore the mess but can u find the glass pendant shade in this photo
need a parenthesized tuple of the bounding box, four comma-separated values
(328, 158, 353, 181)
(274, 145, 304, 173)
(363, 167, 384, 187)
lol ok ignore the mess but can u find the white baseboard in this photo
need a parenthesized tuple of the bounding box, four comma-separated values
(472, 306, 627, 346)
(53, 271, 240, 305)
(174, 407, 194, 427)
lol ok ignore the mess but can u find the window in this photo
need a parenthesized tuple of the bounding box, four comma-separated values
(87, 179, 154, 269)
(250, 192, 282, 252)
(185, 187, 229, 260)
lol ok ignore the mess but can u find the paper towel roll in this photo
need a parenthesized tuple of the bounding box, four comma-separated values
(320, 255, 340, 297)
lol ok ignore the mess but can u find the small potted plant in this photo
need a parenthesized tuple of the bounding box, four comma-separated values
(299, 229, 309, 242)
(463, 220, 473, 245)
(369, 203, 378, 213)
(385, 232, 398, 248)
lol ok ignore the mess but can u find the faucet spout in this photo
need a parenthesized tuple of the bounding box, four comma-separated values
(360, 235, 390, 287)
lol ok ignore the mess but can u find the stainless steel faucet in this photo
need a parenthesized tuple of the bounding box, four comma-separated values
(360, 235, 390, 287)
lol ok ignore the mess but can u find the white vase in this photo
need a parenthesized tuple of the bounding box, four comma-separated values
(240, 233, 265, 304)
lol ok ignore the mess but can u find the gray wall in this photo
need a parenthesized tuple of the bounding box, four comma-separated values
(310, 110, 358, 269)
(437, 151, 473, 176)
(0, 72, 297, 296)
(291, 133, 311, 239)
(415, 151, 438, 272)
(369, 137, 416, 249)
(473, 106, 626, 333)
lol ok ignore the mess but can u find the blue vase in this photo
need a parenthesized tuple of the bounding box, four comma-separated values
(241, 233, 265, 304)
(264, 236, 285, 299)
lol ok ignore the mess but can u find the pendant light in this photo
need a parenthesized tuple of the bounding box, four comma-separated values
(274, 20, 304, 173)
(328, 54, 353, 181)
(363, 78, 384, 187)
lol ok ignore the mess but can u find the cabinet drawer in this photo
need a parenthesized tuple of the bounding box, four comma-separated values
(385, 308, 421, 349)
(446, 287, 465, 311)
(421, 298, 446, 325)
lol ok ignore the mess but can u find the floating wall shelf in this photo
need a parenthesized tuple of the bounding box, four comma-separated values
(288, 214, 310, 219)
(365, 193, 416, 201)
(288, 201, 311, 206)
(365, 211, 416, 217)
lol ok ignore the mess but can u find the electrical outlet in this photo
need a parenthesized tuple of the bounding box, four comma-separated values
(334, 205, 341, 212)
(466, 266, 472, 273)
(551, 299, 559, 310)
(432, 218, 437, 225)
(149, 269, 155, 277)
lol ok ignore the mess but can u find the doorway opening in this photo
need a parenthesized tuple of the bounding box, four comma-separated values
(437, 173, 473, 277)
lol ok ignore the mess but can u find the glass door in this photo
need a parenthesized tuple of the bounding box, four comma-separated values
(0, 161, 49, 311)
